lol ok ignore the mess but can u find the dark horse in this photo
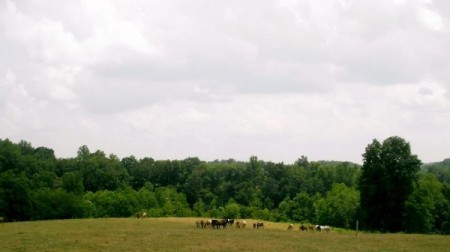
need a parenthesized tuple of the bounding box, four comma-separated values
(211, 219, 228, 229)
(299, 224, 308, 231)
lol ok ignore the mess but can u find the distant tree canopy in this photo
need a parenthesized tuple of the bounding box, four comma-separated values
(422, 158, 450, 184)
(0, 137, 449, 234)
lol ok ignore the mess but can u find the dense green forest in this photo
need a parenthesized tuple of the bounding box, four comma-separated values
(0, 138, 449, 234)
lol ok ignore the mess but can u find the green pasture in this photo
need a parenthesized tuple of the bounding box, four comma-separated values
(0, 218, 448, 251)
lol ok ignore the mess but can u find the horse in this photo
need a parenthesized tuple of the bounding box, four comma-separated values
(317, 225, 332, 232)
(200, 219, 206, 228)
(136, 212, 147, 219)
(235, 220, 241, 228)
(287, 223, 294, 231)
(211, 219, 228, 229)
(299, 224, 307, 231)
(242, 220, 247, 228)
(255, 222, 264, 229)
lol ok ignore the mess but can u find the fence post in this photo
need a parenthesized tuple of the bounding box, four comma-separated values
(356, 220, 359, 237)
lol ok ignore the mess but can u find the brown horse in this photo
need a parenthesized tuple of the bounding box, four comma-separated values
(136, 212, 147, 219)
(299, 224, 307, 231)
(287, 223, 294, 231)
(254, 222, 264, 229)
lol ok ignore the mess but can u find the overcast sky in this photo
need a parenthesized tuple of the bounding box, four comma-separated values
(1, 0, 449, 164)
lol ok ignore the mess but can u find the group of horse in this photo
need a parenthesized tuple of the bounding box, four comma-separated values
(195, 219, 231, 229)
(195, 219, 330, 232)
(195, 219, 264, 229)
(289, 223, 332, 232)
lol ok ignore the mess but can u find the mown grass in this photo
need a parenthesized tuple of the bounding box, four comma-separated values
(0, 218, 448, 251)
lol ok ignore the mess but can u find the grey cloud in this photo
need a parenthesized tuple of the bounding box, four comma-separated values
(1, 0, 450, 163)
(74, 78, 164, 114)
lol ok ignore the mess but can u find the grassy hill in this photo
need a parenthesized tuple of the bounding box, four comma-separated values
(1, 218, 449, 251)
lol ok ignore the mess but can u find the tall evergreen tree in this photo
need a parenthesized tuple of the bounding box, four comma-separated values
(359, 136, 421, 232)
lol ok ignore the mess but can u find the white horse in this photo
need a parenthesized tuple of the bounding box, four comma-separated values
(316, 225, 332, 232)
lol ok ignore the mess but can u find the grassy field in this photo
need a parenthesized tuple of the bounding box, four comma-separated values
(0, 217, 449, 251)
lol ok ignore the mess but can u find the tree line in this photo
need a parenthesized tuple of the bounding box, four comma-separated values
(0, 137, 449, 233)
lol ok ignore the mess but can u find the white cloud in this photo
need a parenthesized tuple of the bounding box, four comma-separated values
(418, 8, 445, 31)
(1, 1, 81, 64)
